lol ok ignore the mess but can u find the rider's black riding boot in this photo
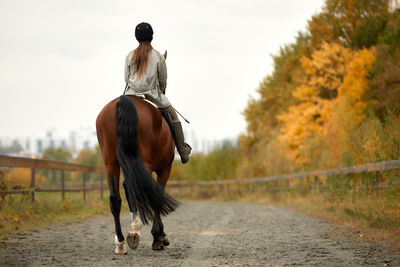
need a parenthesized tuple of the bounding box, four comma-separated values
(172, 122, 192, 164)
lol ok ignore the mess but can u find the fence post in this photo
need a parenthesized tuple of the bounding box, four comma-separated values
(314, 176, 318, 192)
(225, 183, 230, 196)
(30, 168, 35, 202)
(61, 170, 65, 201)
(219, 184, 223, 194)
(360, 172, 365, 191)
(83, 172, 86, 201)
(237, 182, 241, 195)
(100, 172, 104, 199)
(0, 170, 5, 201)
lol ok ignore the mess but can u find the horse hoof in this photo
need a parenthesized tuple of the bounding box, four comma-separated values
(127, 233, 140, 250)
(115, 242, 127, 255)
(161, 237, 169, 246)
(152, 242, 164, 251)
(115, 249, 127, 255)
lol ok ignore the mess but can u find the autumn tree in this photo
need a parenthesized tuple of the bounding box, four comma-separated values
(325, 47, 376, 164)
(240, 33, 309, 155)
(367, 8, 400, 118)
(308, 0, 391, 49)
(4, 168, 47, 188)
(278, 42, 353, 165)
(238, 0, 399, 177)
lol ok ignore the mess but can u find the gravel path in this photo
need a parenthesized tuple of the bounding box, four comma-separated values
(0, 201, 399, 266)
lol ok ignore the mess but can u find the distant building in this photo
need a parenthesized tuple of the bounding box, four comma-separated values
(37, 140, 43, 154)
(0, 126, 98, 157)
(0, 127, 236, 157)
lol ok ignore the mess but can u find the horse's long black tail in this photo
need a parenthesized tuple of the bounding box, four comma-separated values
(117, 95, 179, 224)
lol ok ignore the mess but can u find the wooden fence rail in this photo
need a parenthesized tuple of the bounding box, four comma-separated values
(0, 155, 106, 202)
(1, 155, 399, 201)
(168, 160, 400, 186)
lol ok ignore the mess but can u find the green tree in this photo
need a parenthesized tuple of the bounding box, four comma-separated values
(171, 142, 241, 182)
(74, 145, 102, 166)
(73, 145, 103, 181)
(41, 147, 72, 186)
(42, 147, 72, 162)
(367, 9, 400, 119)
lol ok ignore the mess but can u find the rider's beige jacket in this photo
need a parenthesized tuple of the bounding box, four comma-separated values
(124, 49, 171, 108)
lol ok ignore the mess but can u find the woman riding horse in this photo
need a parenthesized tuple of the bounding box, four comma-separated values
(124, 22, 191, 163)
(96, 22, 187, 254)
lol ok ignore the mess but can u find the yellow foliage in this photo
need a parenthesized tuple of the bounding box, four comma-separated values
(278, 43, 376, 166)
(297, 42, 353, 101)
(4, 168, 48, 187)
(279, 42, 352, 164)
(325, 47, 376, 163)
(338, 47, 376, 119)
(238, 0, 397, 177)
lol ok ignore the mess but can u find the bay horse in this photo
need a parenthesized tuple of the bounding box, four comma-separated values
(96, 94, 179, 254)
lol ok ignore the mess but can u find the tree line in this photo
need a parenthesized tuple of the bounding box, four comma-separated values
(173, 0, 400, 181)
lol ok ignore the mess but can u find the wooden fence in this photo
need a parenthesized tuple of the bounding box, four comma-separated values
(0, 155, 106, 202)
(167, 160, 400, 190)
(1, 155, 399, 202)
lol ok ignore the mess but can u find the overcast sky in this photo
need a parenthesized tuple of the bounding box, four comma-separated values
(0, 0, 324, 142)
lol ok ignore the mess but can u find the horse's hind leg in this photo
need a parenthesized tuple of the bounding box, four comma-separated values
(107, 164, 126, 255)
(151, 166, 172, 250)
(151, 212, 166, 250)
(123, 181, 142, 250)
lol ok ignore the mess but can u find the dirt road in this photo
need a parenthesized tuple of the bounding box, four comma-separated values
(0, 201, 399, 266)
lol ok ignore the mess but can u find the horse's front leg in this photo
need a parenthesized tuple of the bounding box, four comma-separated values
(107, 167, 126, 255)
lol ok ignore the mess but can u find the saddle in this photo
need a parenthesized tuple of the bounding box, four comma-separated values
(135, 94, 176, 139)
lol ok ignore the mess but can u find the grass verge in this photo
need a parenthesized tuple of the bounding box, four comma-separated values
(0, 191, 128, 240)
